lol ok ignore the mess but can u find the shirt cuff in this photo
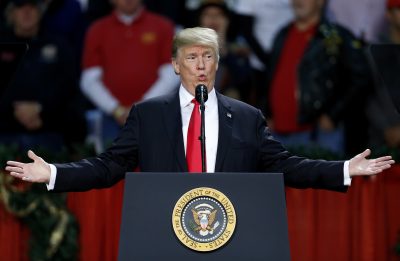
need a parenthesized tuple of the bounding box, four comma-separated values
(46, 164, 57, 191)
(343, 160, 352, 186)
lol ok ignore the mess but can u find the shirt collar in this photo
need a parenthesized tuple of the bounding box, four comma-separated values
(179, 84, 217, 110)
(115, 7, 143, 25)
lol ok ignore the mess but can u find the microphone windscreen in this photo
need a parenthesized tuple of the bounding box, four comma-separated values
(195, 84, 208, 103)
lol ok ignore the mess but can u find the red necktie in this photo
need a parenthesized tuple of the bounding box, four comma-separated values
(186, 99, 204, 173)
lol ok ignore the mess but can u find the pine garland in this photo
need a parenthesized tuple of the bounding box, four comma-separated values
(397, 232, 400, 256)
(0, 145, 95, 261)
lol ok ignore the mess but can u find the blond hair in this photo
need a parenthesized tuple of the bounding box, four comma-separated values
(172, 27, 220, 61)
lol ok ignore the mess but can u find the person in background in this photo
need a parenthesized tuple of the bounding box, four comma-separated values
(384, 0, 400, 43)
(80, 0, 180, 147)
(0, 0, 11, 28)
(327, 0, 386, 43)
(0, 0, 87, 151)
(232, 0, 294, 104)
(197, 0, 251, 101)
(77, 0, 113, 25)
(366, 0, 400, 150)
(5, 27, 395, 195)
(266, 0, 371, 157)
(182, 0, 225, 28)
(41, 0, 86, 70)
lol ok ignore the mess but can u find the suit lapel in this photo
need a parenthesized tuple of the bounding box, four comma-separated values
(215, 93, 233, 172)
(162, 91, 187, 172)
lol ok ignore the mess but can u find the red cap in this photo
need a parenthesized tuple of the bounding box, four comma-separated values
(387, 0, 400, 8)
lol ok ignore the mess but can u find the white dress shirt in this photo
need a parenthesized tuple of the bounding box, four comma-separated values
(47, 86, 350, 190)
(179, 85, 219, 173)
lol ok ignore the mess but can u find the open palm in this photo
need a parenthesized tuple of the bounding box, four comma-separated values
(6, 150, 51, 183)
(349, 149, 395, 177)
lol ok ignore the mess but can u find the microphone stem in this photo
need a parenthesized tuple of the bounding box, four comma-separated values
(200, 102, 206, 173)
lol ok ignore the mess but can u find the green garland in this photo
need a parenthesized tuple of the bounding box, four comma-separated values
(397, 231, 400, 256)
(0, 145, 95, 261)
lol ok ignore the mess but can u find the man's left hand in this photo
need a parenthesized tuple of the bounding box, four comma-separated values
(349, 149, 395, 177)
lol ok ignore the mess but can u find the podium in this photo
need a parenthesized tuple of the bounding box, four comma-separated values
(118, 173, 290, 260)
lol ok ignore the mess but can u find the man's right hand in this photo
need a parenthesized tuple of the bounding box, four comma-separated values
(5, 150, 51, 183)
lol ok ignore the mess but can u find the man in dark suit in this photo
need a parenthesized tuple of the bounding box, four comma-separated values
(6, 27, 395, 192)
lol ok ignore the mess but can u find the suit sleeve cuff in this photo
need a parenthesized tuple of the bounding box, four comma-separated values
(343, 160, 352, 186)
(46, 164, 57, 191)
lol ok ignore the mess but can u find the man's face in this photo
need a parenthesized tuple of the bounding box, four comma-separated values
(199, 6, 229, 35)
(292, 0, 324, 21)
(112, 0, 141, 15)
(172, 45, 218, 95)
(12, 4, 40, 33)
(387, 7, 400, 30)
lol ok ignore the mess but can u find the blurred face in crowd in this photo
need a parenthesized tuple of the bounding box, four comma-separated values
(172, 45, 218, 95)
(199, 6, 229, 36)
(387, 7, 400, 30)
(292, 0, 324, 22)
(112, 0, 141, 15)
(10, 3, 41, 36)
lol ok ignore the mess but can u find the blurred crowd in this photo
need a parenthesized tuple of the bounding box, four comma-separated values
(0, 0, 399, 157)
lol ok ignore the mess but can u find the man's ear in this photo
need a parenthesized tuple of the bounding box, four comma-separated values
(172, 59, 180, 75)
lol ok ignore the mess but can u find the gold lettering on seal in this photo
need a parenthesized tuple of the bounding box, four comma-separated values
(172, 187, 236, 252)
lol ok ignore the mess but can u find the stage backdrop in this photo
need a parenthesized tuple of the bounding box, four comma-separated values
(1, 166, 399, 260)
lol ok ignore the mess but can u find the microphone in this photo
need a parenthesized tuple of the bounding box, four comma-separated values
(195, 84, 208, 105)
(195, 84, 207, 173)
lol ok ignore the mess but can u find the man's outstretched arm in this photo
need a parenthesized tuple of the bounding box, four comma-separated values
(6, 148, 395, 186)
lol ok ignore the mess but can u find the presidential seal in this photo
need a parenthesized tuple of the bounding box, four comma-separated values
(172, 187, 236, 252)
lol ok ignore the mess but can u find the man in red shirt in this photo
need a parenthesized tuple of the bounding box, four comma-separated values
(80, 0, 179, 147)
(366, 0, 400, 150)
(267, 0, 371, 156)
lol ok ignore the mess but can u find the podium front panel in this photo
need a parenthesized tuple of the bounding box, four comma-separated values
(118, 172, 290, 261)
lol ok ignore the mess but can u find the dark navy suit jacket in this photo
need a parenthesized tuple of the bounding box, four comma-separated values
(54, 91, 346, 192)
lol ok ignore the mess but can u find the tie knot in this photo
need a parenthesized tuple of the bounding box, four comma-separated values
(191, 98, 200, 106)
